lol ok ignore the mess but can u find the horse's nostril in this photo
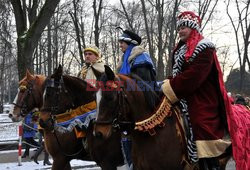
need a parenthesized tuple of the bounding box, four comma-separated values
(96, 131, 103, 139)
(8, 114, 13, 118)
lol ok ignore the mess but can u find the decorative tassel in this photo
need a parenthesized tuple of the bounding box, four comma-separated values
(135, 97, 172, 133)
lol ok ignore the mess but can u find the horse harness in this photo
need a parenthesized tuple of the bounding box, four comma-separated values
(94, 76, 135, 132)
(13, 79, 38, 116)
(40, 76, 84, 157)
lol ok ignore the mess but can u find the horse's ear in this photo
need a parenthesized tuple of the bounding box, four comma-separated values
(104, 65, 115, 81)
(26, 69, 34, 80)
(91, 66, 103, 80)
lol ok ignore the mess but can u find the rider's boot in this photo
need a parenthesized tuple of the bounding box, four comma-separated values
(199, 157, 220, 170)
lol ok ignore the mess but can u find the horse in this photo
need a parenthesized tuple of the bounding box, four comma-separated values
(94, 65, 232, 170)
(10, 70, 46, 122)
(10, 69, 127, 170)
(39, 65, 127, 170)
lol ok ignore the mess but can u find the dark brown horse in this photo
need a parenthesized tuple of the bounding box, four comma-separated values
(39, 65, 127, 170)
(94, 66, 231, 170)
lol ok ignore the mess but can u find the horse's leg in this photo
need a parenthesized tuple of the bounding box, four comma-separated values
(52, 157, 71, 170)
(63, 162, 72, 170)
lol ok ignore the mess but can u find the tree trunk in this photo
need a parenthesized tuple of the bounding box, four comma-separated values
(93, 0, 103, 47)
(10, 0, 60, 80)
(47, 22, 52, 76)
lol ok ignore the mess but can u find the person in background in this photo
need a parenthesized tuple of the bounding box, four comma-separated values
(161, 11, 231, 169)
(30, 110, 52, 165)
(22, 109, 39, 158)
(234, 94, 247, 106)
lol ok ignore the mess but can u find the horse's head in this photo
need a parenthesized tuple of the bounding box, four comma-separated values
(10, 70, 46, 122)
(41, 65, 74, 115)
(40, 65, 95, 130)
(94, 66, 134, 139)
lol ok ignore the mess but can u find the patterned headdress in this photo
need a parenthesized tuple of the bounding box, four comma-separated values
(177, 11, 201, 33)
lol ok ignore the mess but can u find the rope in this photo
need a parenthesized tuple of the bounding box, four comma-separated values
(22, 141, 40, 148)
(22, 123, 38, 131)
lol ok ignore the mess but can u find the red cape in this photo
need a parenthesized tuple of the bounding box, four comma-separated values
(214, 51, 250, 170)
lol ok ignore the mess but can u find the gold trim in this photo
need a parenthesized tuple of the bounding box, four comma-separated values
(135, 97, 172, 132)
(196, 139, 231, 158)
(162, 79, 179, 104)
(55, 100, 96, 123)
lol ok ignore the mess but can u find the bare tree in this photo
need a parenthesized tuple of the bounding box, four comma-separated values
(93, 0, 103, 47)
(69, 0, 84, 66)
(226, 0, 250, 91)
(10, 0, 60, 79)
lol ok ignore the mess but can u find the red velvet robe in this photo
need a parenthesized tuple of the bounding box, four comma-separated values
(170, 48, 228, 141)
(162, 43, 232, 158)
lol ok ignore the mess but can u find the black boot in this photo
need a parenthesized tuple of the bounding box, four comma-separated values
(43, 151, 52, 165)
(22, 146, 30, 158)
(199, 157, 220, 170)
(21, 151, 29, 158)
(31, 146, 44, 164)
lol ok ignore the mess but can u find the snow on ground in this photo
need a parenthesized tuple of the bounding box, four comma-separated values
(0, 159, 99, 170)
(0, 114, 19, 144)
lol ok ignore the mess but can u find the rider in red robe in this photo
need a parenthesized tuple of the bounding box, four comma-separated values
(162, 11, 231, 169)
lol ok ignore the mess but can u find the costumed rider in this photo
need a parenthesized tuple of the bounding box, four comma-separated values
(117, 29, 157, 168)
(77, 45, 105, 131)
(161, 11, 231, 169)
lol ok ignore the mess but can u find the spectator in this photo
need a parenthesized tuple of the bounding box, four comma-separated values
(22, 110, 39, 158)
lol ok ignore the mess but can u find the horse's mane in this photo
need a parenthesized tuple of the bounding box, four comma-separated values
(128, 73, 160, 111)
(99, 72, 159, 111)
(19, 74, 46, 85)
(62, 75, 96, 101)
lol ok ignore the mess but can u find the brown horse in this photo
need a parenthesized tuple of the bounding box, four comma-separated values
(39, 65, 127, 170)
(10, 70, 46, 122)
(94, 66, 231, 170)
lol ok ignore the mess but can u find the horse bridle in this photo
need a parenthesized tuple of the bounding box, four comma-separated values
(41, 77, 74, 114)
(40, 77, 70, 130)
(13, 80, 37, 117)
(40, 76, 84, 157)
(94, 77, 135, 131)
